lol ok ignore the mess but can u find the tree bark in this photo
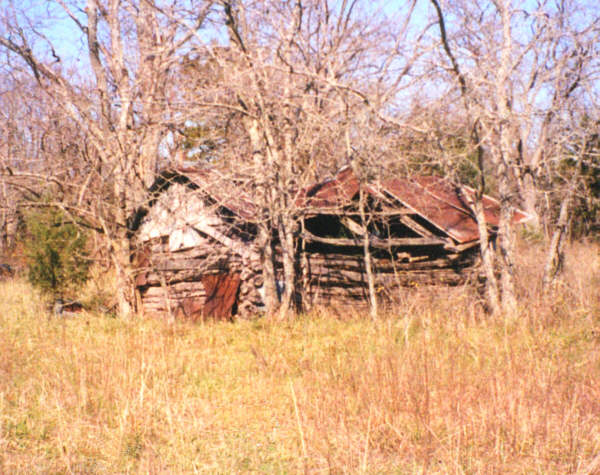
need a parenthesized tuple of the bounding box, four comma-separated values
(521, 172, 540, 231)
(277, 213, 297, 319)
(494, 0, 518, 315)
(496, 170, 518, 315)
(359, 187, 378, 319)
(468, 194, 501, 315)
(257, 224, 278, 316)
(111, 235, 134, 318)
(542, 183, 573, 289)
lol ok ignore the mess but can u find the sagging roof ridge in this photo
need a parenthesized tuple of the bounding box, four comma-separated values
(139, 165, 529, 244)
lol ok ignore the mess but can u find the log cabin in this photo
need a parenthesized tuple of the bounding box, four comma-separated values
(129, 166, 529, 320)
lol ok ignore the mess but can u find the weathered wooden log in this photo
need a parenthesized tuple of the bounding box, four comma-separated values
(304, 268, 469, 292)
(305, 250, 474, 264)
(302, 253, 467, 267)
(308, 290, 368, 300)
(140, 256, 247, 284)
(305, 249, 468, 261)
(150, 256, 232, 272)
(301, 230, 447, 248)
(141, 298, 204, 311)
(305, 263, 468, 283)
(142, 281, 207, 296)
(143, 291, 206, 300)
(305, 258, 475, 276)
(142, 258, 216, 272)
(142, 270, 212, 286)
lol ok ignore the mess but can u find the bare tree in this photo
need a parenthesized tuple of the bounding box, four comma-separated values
(542, 111, 600, 288)
(0, 0, 429, 319)
(175, 0, 424, 317)
(0, 0, 214, 315)
(427, 0, 600, 313)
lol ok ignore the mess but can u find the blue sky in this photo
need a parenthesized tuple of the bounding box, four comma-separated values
(4, 0, 434, 69)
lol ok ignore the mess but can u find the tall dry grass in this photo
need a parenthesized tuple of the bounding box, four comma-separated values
(0, 241, 599, 473)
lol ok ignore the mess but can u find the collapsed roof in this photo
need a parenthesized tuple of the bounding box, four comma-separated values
(136, 165, 529, 247)
(297, 166, 529, 244)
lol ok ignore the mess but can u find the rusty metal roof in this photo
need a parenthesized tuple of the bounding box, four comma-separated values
(382, 177, 529, 243)
(297, 166, 359, 208)
(299, 168, 529, 244)
(382, 177, 478, 243)
(148, 166, 529, 244)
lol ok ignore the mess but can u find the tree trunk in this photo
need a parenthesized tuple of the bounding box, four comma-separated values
(542, 184, 573, 289)
(299, 219, 310, 310)
(111, 235, 134, 318)
(257, 224, 278, 316)
(277, 214, 297, 319)
(470, 195, 501, 315)
(521, 172, 540, 231)
(496, 173, 518, 315)
(492, 0, 518, 316)
(359, 187, 378, 319)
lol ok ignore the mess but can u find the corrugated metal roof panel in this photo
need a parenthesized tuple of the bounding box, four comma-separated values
(150, 166, 529, 244)
(299, 169, 530, 244)
(382, 177, 481, 243)
(297, 166, 359, 208)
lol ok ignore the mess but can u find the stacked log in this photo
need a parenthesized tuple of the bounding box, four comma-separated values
(132, 195, 482, 318)
(301, 248, 478, 308)
(133, 233, 264, 319)
(140, 281, 207, 317)
(134, 232, 480, 317)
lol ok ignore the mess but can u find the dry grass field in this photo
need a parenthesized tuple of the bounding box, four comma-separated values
(1, 241, 599, 474)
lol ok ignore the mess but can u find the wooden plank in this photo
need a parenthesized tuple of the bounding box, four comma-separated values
(339, 216, 450, 248)
(340, 217, 367, 236)
(303, 208, 414, 216)
(301, 230, 445, 247)
(397, 215, 438, 239)
(192, 221, 260, 264)
(444, 240, 480, 252)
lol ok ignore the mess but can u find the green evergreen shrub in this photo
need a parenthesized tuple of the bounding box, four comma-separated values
(23, 208, 90, 298)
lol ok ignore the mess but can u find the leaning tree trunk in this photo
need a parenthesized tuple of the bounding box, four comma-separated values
(542, 183, 574, 290)
(469, 195, 501, 315)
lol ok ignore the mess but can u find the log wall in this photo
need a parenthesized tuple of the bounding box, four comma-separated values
(133, 208, 481, 319)
(133, 232, 263, 320)
(299, 247, 479, 309)
(134, 237, 480, 318)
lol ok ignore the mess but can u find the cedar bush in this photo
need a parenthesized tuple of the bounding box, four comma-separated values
(23, 207, 90, 298)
